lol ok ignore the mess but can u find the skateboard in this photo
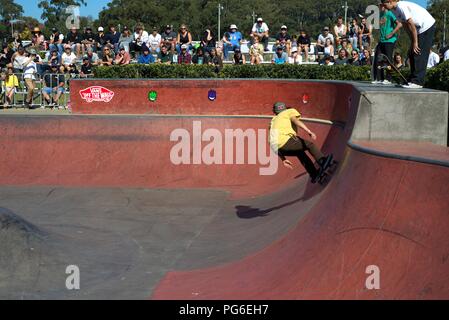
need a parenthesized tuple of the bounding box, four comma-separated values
(315, 154, 339, 185)
(377, 53, 408, 85)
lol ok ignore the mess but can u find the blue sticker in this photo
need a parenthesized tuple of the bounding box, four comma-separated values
(208, 90, 217, 101)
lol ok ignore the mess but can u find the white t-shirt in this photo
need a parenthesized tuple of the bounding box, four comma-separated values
(61, 52, 77, 65)
(393, 1, 435, 34)
(444, 49, 449, 61)
(252, 22, 269, 34)
(148, 33, 161, 48)
(134, 31, 149, 46)
(427, 51, 440, 68)
(318, 33, 335, 45)
(23, 60, 37, 79)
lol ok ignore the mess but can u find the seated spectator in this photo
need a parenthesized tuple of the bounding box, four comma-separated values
(444, 47, 449, 61)
(316, 27, 334, 53)
(201, 29, 216, 54)
(119, 27, 133, 53)
(291, 34, 298, 49)
(178, 44, 192, 64)
(427, 48, 440, 69)
(289, 47, 302, 64)
(31, 27, 46, 50)
(222, 24, 242, 59)
(95, 27, 108, 52)
(249, 35, 264, 65)
(80, 57, 93, 77)
(323, 56, 334, 66)
(161, 25, 177, 54)
(350, 50, 361, 66)
(60, 45, 77, 73)
(348, 18, 360, 51)
(394, 52, 404, 69)
(272, 46, 288, 64)
(298, 30, 311, 61)
(333, 16, 347, 46)
(275, 25, 291, 55)
(361, 48, 372, 66)
(338, 38, 352, 56)
(176, 24, 193, 54)
(148, 27, 162, 54)
(85, 48, 100, 65)
(359, 17, 372, 50)
(0, 44, 13, 69)
(208, 48, 223, 72)
(192, 47, 209, 65)
(2, 67, 19, 108)
(115, 46, 131, 65)
(47, 49, 61, 68)
(251, 18, 269, 51)
(106, 25, 121, 53)
(99, 46, 114, 66)
(81, 27, 96, 55)
(66, 27, 82, 57)
(324, 38, 334, 57)
(138, 46, 155, 64)
(232, 48, 246, 65)
(49, 28, 64, 54)
(157, 45, 173, 64)
(334, 49, 349, 65)
(130, 24, 149, 56)
(42, 64, 65, 108)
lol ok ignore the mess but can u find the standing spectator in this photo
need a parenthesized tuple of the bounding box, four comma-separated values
(333, 17, 347, 46)
(383, 0, 436, 88)
(359, 17, 372, 50)
(334, 49, 349, 65)
(275, 25, 292, 55)
(12, 46, 27, 74)
(177, 44, 192, 64)
(289, 47, 302, 64)
(119, 27, 133, 53)
(374, 2, 401, 83)
(232, 48, 246, 65)
(42, 64, 65, 108)
(176, 24, 193, 54)
(394, 52, 404, 69)
(348, 19, 360, 50)
(2, 67, 19, 108)
(31, 27, 46, 51)
(148, 27, 162, 54)
(81, 27, 96, 55)
(249, 35, 264, 64)
(427, 48, 440, 68)
(130, 25, 149, 56)
(115, 46, 131, 65)
(272, 46, 288, 64)
(350, 50, 361, 66)
(66, 27, 82, 57)
(297, 31, 311, 62)
(316, 27, 334, 53)
(222, 24, 242, 59)
(106, 26, 121, 53)
(95, 27, 108, 52)
(80, 57, 93, 77)
(251, 18, 270, 51)
(0, 45, 13, 69)
(60, 45, 77, 73)
(49, 28, 64, 54)
(208, 48, 223, 72)
(324, 38, 334, 57)
(137, 46, 155, 64)
(192, 47, 209, 65)
(156, 45, 173, 64)
(99, 46, 114, 66)
(201, 29, 216, 54)
(161, 25, 177, 54)
(22, 48, 38, 108)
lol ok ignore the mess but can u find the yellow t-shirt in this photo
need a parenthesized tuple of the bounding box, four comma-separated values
(4, 75, 19, 88)
(269, 108, 301, 150)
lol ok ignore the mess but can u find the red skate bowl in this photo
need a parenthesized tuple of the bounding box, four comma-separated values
(0, 80, 448, 299)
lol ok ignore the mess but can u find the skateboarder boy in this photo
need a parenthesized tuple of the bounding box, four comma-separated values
(269, 102, 333, 183)
(381, 0, 436, 88)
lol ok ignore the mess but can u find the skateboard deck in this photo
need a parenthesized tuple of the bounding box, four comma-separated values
(377, 53, 408, 85)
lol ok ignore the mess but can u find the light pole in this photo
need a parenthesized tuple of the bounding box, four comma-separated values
(251, 10, 257, 25)
(10, 19, 24, 38)
(342, 1, 349, 27)
(218, 3, 224, 42)
(444, 9, 447, 48)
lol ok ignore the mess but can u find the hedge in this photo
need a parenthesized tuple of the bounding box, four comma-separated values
(93, 62, 449, 92)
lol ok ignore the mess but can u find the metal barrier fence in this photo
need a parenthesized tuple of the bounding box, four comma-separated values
(0, 73, 93, 109)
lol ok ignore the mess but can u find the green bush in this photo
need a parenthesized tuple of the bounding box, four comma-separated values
(425, 60, 449, 92)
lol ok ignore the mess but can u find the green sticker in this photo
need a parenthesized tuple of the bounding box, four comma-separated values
(148, 91, 158, 102)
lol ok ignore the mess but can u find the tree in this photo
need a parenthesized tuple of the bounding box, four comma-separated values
(428, 0, 449, 49)
(0, 0, 23, 21)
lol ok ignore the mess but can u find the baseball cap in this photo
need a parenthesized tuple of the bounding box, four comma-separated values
(276, 46, 283, 51)
(273, 102, 287, 114)
(291, 47, 298, 53)
(257, 18, 263, 22)
(98, 26, 104, 32)
(281, 25, 287, 29)
(166, 25, 172, 29)
(181, 44, 188, 49)
(51, 27, 57, 32)
(230, 24, 238, 30)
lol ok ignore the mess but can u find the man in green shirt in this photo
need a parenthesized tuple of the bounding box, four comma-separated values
(157, 45, 173, 64)
(373, 3, 402, 84)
